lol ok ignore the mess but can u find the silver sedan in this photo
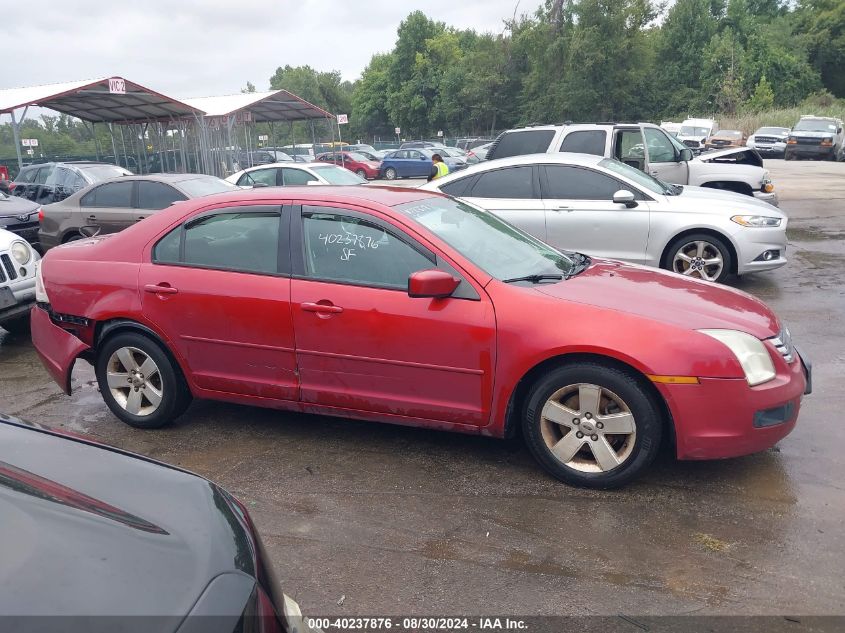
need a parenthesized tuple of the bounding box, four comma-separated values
(421, 153, 787, 283)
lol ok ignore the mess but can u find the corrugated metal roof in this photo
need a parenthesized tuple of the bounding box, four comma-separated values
(0, 77, 202, 122)
(183, 89, 333, 121)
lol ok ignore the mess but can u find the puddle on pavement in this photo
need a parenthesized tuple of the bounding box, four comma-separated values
(795, 250, 845, 269)
(788, 225, 845, 242)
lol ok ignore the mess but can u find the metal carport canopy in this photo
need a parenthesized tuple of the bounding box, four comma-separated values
(0, 77, 203, 122)
(182, 90, 334, 122)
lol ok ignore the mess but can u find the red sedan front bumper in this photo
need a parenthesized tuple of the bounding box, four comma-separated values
(30, 306, 90, 395)
(659, 354, 808, 460)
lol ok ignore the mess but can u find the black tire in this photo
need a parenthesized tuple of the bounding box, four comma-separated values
(1, 315, 30, 335)
(383, 167, 397, 180)
(62, 232, 84, 243)
(355, 169, 367, 179)
(663, 232, 733, 283)
(784, 151, 794, 161)
(95, 332, 191, 429)
(522, 362, 664, 489)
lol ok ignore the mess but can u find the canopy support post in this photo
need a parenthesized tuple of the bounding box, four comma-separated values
(108, 124, 120, 168)
(9, 108, 27, 170)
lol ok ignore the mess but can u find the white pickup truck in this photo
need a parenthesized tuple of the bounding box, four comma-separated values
(0, 228, 38, 334)
(486, 122, 778, 206)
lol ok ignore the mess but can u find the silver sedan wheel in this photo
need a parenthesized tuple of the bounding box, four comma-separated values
(672, 240, 724, 281)
(539, 383, 637, 473)
(106, 346, 164, 417)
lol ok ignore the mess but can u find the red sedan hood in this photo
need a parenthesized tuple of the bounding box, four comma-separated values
(535, 259, 779, 339)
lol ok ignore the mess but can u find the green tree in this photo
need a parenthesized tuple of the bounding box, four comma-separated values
(384, 11, 445, 135)
(351, 53, 394, 138)
(744, 75, 775, 111)
(656, 0, 719, 115)
(269, 65, 352, 114)
(797, 0, 845, 97)
(558, 0, 658, 121)
(701, 28, 746, 114)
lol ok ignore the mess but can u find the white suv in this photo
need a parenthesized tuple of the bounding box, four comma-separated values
(0, 228, 38, 334)
(486, 122, 777, 206)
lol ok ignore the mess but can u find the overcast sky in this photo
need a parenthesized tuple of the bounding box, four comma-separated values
(2, 0, 542, 100)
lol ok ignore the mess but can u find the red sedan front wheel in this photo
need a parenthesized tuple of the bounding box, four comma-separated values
(523, 362, 664, 488)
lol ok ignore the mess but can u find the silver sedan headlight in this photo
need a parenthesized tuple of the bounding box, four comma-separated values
(731, 215, 782, 227)
(10, 240, 32, 265)
(699, 329, 776, 386)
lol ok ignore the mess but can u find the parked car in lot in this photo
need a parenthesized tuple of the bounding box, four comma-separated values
(705, 130, 745, 151)
(487, 123, 777, 204)
(660, 121, 682, 137)
(456, 138, 494, 150)
(227, 162, 367, 187)
(9, 161, 132, 205)
(316, 151, 381, 180)
(32, 186, 809, 488)
(0, 228, 38, 334)
(380, 148, 466, 179)
(785, 115, 845, 161)
(676, 118, 719, 154)
(439, 147, 469, 168)
(343, 144, 388, 160)
(467, 142, 493, 162)
(0, 413, 316, 631)
(347, 149, 383, 163)
(399, 140, 447, 150)
(38, 174, 238, 251)
(237, 150, 294, 167)
(0, 189, 41, 248)
(746, 126, 790, 158)
(422, 153, 786, 283)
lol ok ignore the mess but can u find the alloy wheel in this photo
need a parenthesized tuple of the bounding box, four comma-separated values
(672, 240, 724, 281)
(539, 383, 637, 473)
(106, 346, 164, 416)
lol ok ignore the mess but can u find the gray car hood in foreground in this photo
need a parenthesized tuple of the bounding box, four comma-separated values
(0, 416, 261, 619)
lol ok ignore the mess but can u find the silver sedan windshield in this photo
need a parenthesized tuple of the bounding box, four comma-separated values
(395, 197, 575, 280)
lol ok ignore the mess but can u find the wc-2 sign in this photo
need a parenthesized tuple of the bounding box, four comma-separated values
(108, 78, 126, 95)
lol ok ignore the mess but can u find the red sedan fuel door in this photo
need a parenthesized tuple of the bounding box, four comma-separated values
(139, 205, 299, 400)
(291, 204, 496, 427)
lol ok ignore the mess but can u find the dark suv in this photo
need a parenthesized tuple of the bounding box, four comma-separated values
(9, 161, 132, 205)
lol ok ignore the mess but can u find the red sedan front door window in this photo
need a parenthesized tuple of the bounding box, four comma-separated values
(290, 205, 497, 427)
(140, 205, 299, 400)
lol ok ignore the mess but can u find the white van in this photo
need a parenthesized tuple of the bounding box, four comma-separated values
(677, 118, 718, 154)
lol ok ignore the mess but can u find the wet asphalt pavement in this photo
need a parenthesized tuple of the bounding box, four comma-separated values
(1, 160, 844, 618)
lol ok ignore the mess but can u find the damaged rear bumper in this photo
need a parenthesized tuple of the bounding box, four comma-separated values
(30, 305, 90, 395)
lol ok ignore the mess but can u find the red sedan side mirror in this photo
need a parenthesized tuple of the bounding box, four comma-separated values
(408, 269, 460, 299)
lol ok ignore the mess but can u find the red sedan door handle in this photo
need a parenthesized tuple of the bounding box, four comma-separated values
(301, 302, 343, 314)
(144, 283, 178, 295)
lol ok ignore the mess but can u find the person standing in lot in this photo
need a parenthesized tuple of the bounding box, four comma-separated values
(428, 153, 450, 182)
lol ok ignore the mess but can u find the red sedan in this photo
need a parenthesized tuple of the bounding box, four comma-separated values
(317, 151, 380, 180)
(30, 187, 810, 488)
